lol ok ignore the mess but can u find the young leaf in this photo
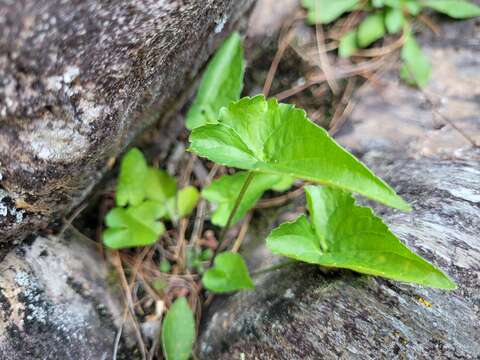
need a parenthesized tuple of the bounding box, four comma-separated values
(385, 7, 405, 33)
(339, 30, 358, 58)
(103, 201, 166, 249)
(202, 252, 254, 293)
(266, 185, 456, 289)
(116, 148, 148, 207)
(186, 32, 245, 130)
(171, 186, 200, 219)
(357, 13, 386, 47)
(302, 0, 359, 24)
(424, 0, 480, 19)
(189, 95, 410, 211)
(162, 297, 195, 360)
(145, 168, 177, 202)
(400, 34, 431, 87)
(202, 172, 290, 227)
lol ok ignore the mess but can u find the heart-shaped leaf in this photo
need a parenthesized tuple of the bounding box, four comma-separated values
(162, 297, 195, 360)
(302, 0, 359, 24)
(202, 252, 254, 293)
(424, 0, 480, 18)
(202, 171, 293, 227)
(186, 32, 245, 130)
(266, 185, 456, 289)
(189, 95, 410, 211)
(116, 148, 148, 207)
(103, 201, 166, 249)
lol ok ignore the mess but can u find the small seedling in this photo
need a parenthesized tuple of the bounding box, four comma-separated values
(302, 0, 480, 86)
(102, 149, 199, 249)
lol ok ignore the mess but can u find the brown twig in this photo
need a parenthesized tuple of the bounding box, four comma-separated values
(255, 186, 305, 209)
(231, 212, 252, 253)
(315, 23, 339, 94)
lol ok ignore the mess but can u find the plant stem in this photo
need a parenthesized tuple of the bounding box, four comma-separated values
(219, 171, 256, 244)
(251, 259, 297, 277)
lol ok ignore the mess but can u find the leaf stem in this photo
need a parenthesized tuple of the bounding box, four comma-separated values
(251, 259, 297, 277)
(219, 171, 256, 243)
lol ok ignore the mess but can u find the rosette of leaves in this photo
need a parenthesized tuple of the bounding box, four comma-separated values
(302, 0, 480, 87)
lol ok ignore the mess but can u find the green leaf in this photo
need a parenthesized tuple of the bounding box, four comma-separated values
(116, 148, 148, 207)
(424, 0, 480, 18)
(103, 201, 166, 249)
(372, 0, 386, 7)
(202, 252, 254, 293)
(385, 7, 405, 33)
(189, 95, 410, 211)
(270, 175, 295, 192)
(400, 34, 431, 87)
(203, 172, 290, 227)
(162, 297, 195, 360)
(404, 0, 423, 15)
(186, 32, 245, 130)
(357, 13, 387, 48)
(339, 30, 358, 58)
(173, 186, 200, 219)
(302, 0, 359, 24)
(145, 168, 177, 202)
(266, 185, 456, 289)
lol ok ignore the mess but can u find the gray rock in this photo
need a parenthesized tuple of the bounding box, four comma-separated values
(0, 230, 127, 359)
(0, 0, 254, 243)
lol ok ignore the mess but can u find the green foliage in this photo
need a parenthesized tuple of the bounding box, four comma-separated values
(339, 30, 358, 58)
(103, 149, 199, 249)
(162, 297, 196, 360)
(189, 95, 410, 211)
(266, 185, 456, 289)
(116, 148, 148, 207)
(424, 0, 480, 18)
(385, 7, 405, 33)
(400, 32, 431, 87)
(186, 32, 245, 130)
(145, 168, 177, 202)
(202, 171, 293, 227)
(357, 13, 386, 47)
(166, 186, 200, 222)
(202, 252, 254, 293)
(103, 201, 166, 249)
(302, 0, 359, 24)
(301, 0, 480, 87)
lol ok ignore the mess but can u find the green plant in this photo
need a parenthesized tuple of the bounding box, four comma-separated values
(266, 185, 455, 289)
(103, 32, 457, 359)
(102, 149, 199, 249)
(202, 252, 254, 293)
(302, 0, 480, 87)
(162, 297, 195, 360)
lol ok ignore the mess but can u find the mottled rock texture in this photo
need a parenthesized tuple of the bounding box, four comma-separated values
(0, 231, 127, 359)
(0, 0, 254, 243)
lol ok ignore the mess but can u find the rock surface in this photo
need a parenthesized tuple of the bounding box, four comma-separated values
(0, 231, 126, 359)
(0, 0, 254, 243)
